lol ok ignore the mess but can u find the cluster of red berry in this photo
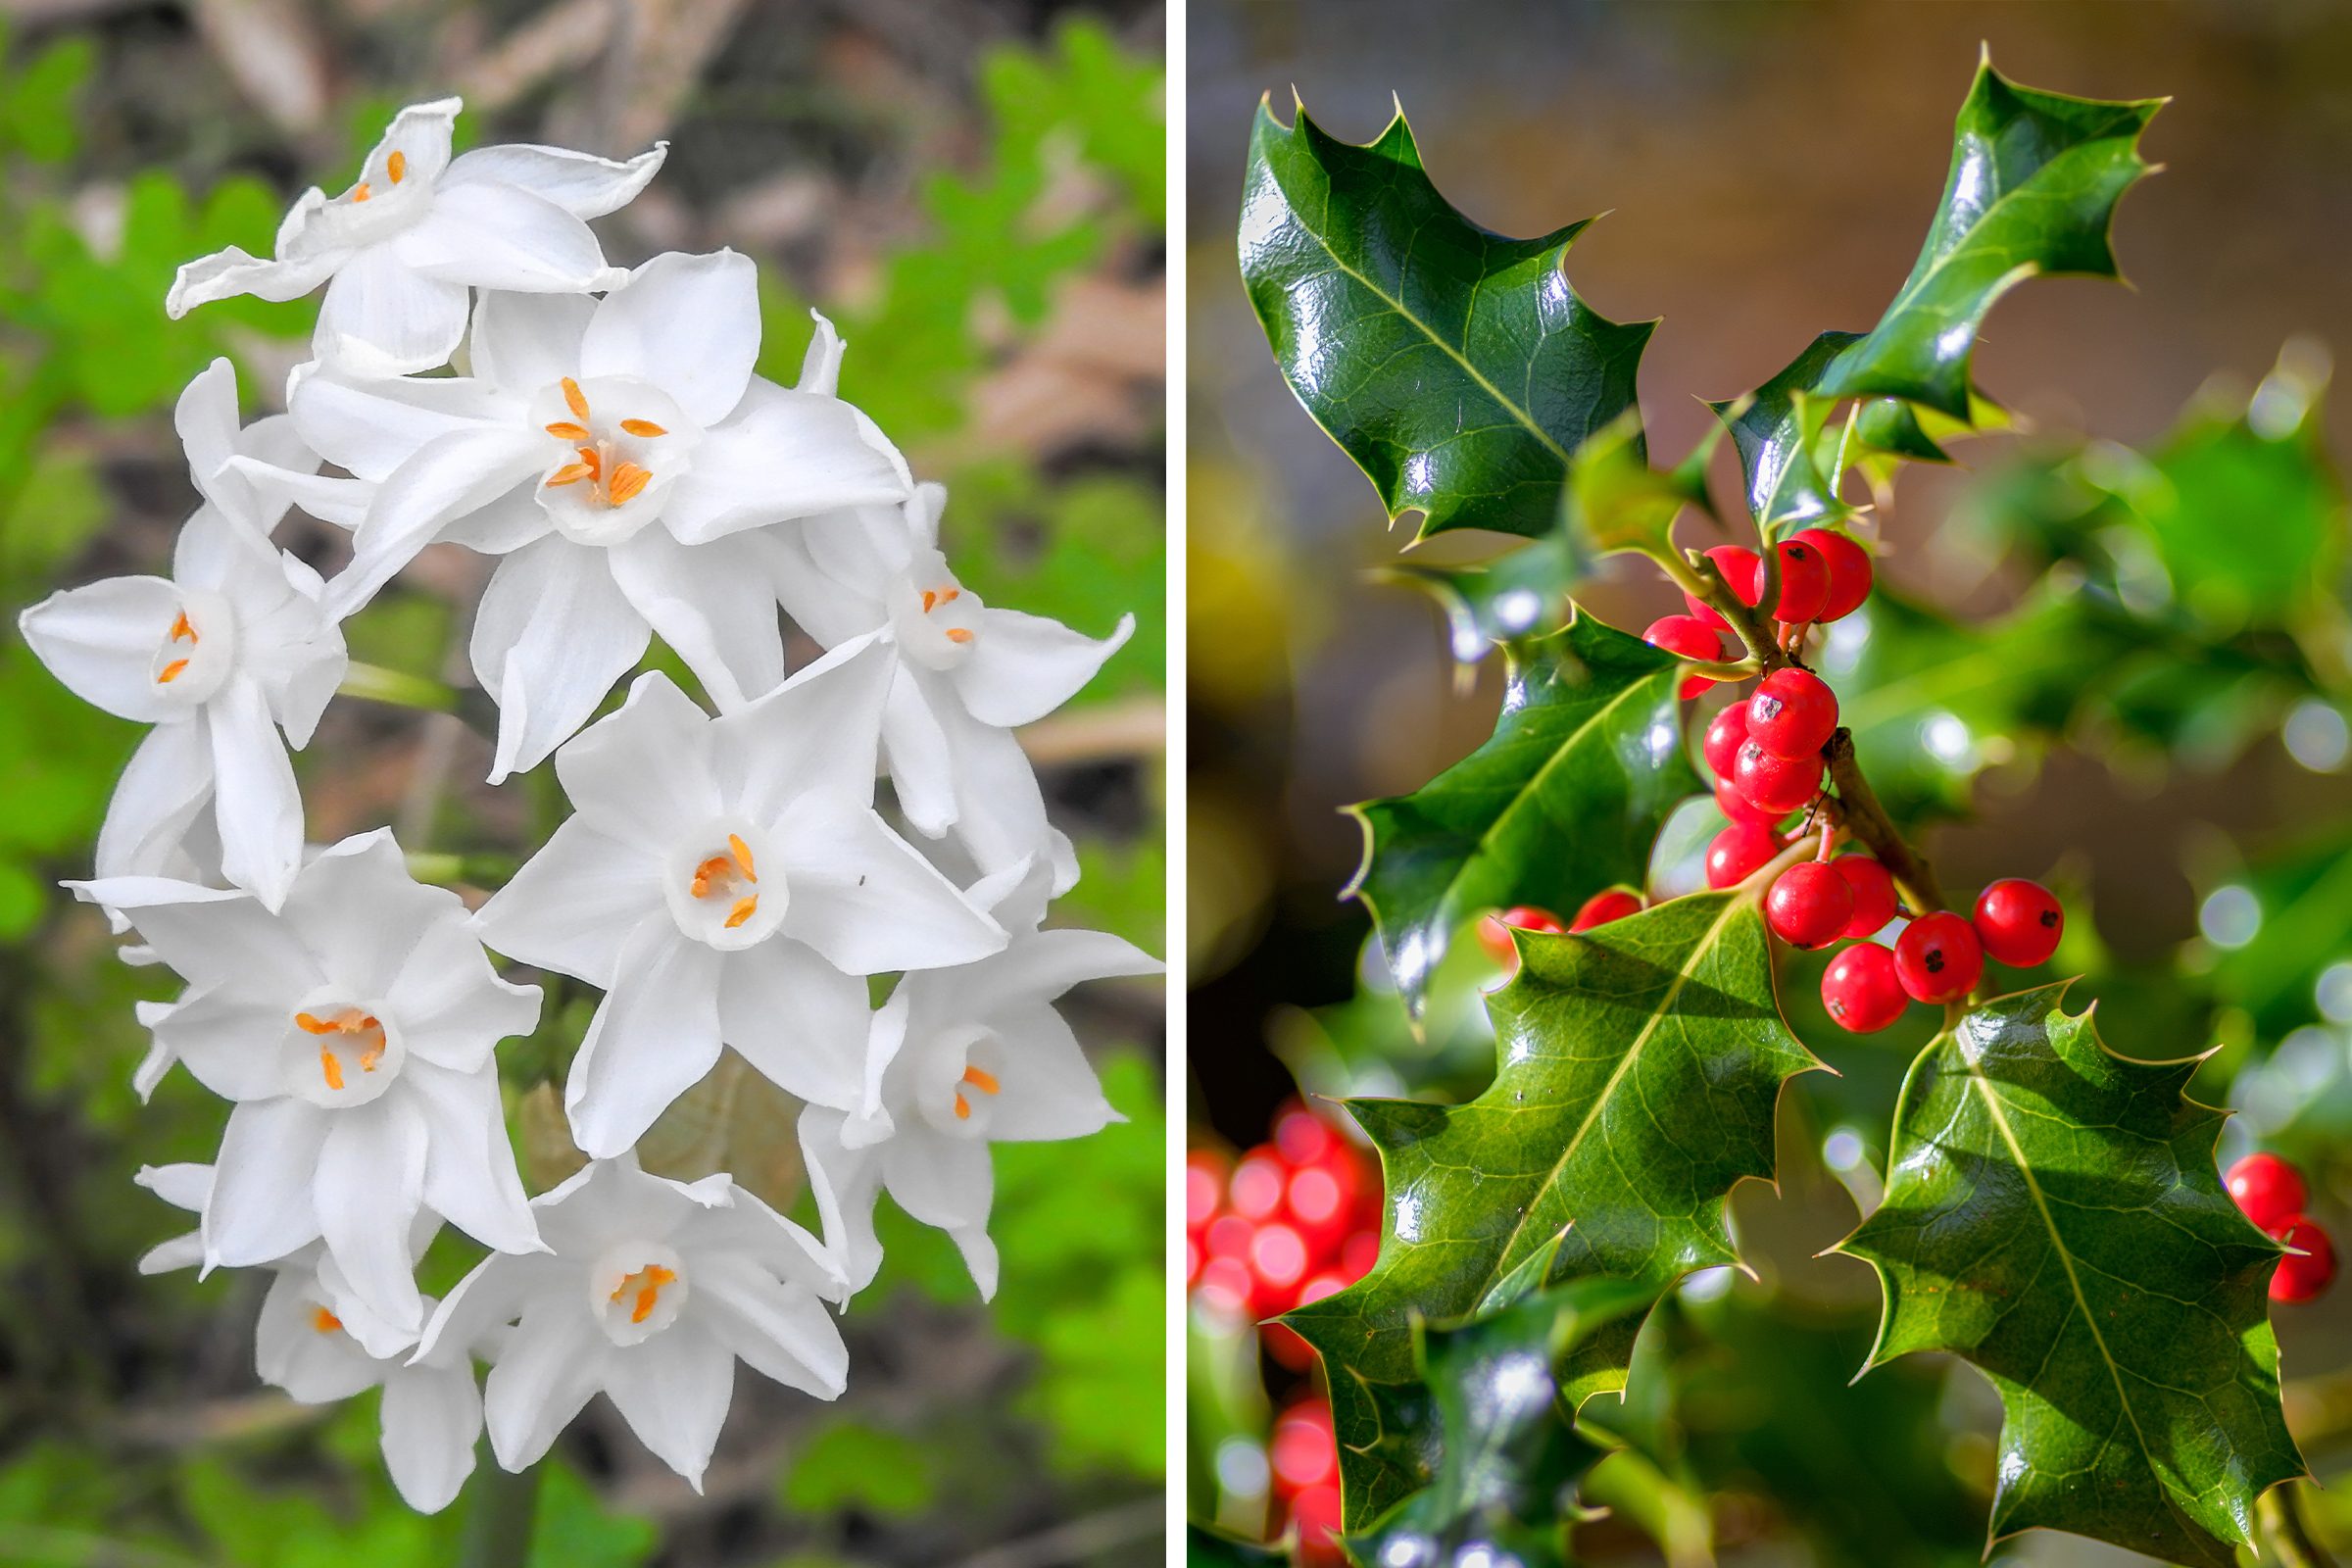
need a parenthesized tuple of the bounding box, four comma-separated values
(1187, 1102, 1382, 1349)
(1268, 1395, 1343, 1563)
(1642, 531, 1873, 698)
(2227, 1152, 2338, 1302)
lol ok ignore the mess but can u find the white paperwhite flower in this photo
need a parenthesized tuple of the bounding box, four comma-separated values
(473, 640, 1006, 1159)
(168, 99, 665, 376)
(416, 1154, 848, 1489)
(19, 362, 342, 909)
(773, 483, 1131, 892)
(253, 252, 910, 780)
(802, 859, 1158, 1299)
(135, 1164, 483, 1512)
(74, 830, 545, 1339)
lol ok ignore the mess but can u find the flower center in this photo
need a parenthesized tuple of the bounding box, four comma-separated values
(151, 587, 236, 704)
(889, 550, 983, 670)
(531, 376, 694, 547)
(282, 997, 406, 1108)
(919, 1026, 1005, 1138)
(311, 1304, 344, 1336)
(662, 821, 787, 951)
(588, 1241, 688, 1346)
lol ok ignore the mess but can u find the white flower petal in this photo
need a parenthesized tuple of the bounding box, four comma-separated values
(580, 251, 760, 428)
(289, 367, 511, 482)
(205, 679, 305, 910)
(970, 1004, 1118, 1143)
(714, 941, 870, 1110)
(798, 1108, 886, 1295)
(380, 1363, 482, 1513)
(18, 575, 187, 723)
(173, 358, 242, 514)
(216, 457, 373, 531)
(317, 1098, 429, 1337)
(390, 915, 544, 1072)
(953, 609, 1134, 729)
(775, 799, 1004, 975)
(551, 670, 724, 839)
(938, 708, 1058, 887)
(602, 1322, 735, 1488)
(692, 1250, 848, 1398)
(277, 828, 457, 997)
(564, 922, 724, 1159)
(471, 537, 651, 782)
(334, 424, 543, 613)
(662, 382, 912, 545)
(483, 1296, 608, 1472)
(793, 310, 845, 396)
(396, 182, 612, 293)
(472, 821, 664, 983)
(958, 927, 1163, 1020)
(878, 662, 956, 835)
(443, 141, 667, 219)
(710, 634, 890, 823)
(139, 1232, 207, 1275)
(313, 243, 472, 376)
(606, 529, 784, 710)
(95, 720, 216, 881)
(407, 1060, 542, 1254)
(204, 1096, 329, 1266)
(368, 98, 462, 188)
(167, 243, 346, 317)
(951, 1227, 1000, 1301)
(68, 875, 322, 996)
(137, 1161, 214, 1213)
(149, 985, 286, 1101)
(468, 290, 595, 396)
(257, 1269, 384, 1402)
(883, 1129, 993, 1233)
(438, 484, 556, 555)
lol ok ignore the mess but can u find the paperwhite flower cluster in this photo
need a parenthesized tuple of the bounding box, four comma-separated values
(20, 102, 1155, 1511)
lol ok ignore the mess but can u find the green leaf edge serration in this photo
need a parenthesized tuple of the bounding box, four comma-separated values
(1834, 982, 2306, 1567)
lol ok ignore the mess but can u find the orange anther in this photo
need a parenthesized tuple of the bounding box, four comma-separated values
(562, 377, 591, 420)
(169, 611, 196, 643)
(320, 1050, 345, 1092)
(690, 855, 732, 899)
(312, 1306, 343, 1335)
(576, 445, 603, 475)
(723, 896, 758, 929)
(611, 1264, 676, 1325)
(544, 421, 591, 441)
(954, 1092, 972, 1120)
(727, 834, 757, 880)
(352, 182, 372, 203)
(921, 590, 938, 612)
(961, 1065, 1001, 1095)
(387, 150, 407, 184)
(546, 463, 595, 488)
(294, 1012, 335, 1035)
(940, 588, 960, 604)
(156, 659, 189, 684)
(619, 418, 667, 438)
(607, 463, 652, 505)
(944, 628, 973, 644)
(359, 1042, 385, 1074)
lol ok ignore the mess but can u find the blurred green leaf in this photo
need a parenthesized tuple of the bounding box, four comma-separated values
(782, 1420, 939, 1518)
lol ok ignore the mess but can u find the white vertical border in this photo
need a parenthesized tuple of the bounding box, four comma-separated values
(1161, 0, 1190, 1559)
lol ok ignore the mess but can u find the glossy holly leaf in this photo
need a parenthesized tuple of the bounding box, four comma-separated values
(1816, 58, 2161, 417)
(1351, 1265, 1656, 1568)
(1837, 984, 2303, 1566)
(1240, 98, 1653, 540)
(1709, 331, 1864, 536)
(1381, 529, 1580, 664)
(1348, 611, 1699, 1012)
(1290, 886, 1821, 1526)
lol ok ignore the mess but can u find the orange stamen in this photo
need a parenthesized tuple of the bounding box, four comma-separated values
(723, 896, 758, 929)
(921, 590, 937, 612)
(611, 1264, 676, 1325)
(944, 628, 973, 644)
(562, 377, 591, 420)
(546, 462, 595, 487)
(619, 418, 667, 438)
(387, 150, 407, 184)
(156, 658, 189, 684)
(962, 1065, 1001, 1095)
(954, 1092, 972, 1120)
(940, 588, 960, 604)
(689, 855, 732, 898)
(727, 834, 756, 880)
(544, 421, 592, 441)
(351, 182, 371, 203)
(359, 1041, 385, 1074)
(607, 463, 652, 505)
(319, 1050, 344, 1091)
(575, 445, 603, 476)
(169, 611, 196, 643)
(312, 1306, 343, 1334)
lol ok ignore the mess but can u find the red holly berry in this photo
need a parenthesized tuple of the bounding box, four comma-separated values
(1203, 1212, 1256, 1263)
(1834, 856, 1900, 940)
(1195, 1255, 1253, 1317)
(1270, 1399, 1340, 1496)
(1734, 740, 1823, 816)
(1893, 911, 1983, 1004)
(1185, 1234, 1202, 1287)
(1822, 943, 1908, 1032)
(1289, 1481, 1346, 1564)
(1570, 887, 1644, 932)
(1272, 1103, 1338, 1167)
(1745, 668, 1838, 760)
(1715, 778, 1785, 828)
(1185, 1150, 1226, 1234)
(2269, 1216, 2337, 1302)
(1702, 701, 1750, 780)
(1250, 1221, 1311, 1313)
(1767, 861, 1855, 950)
(1339, 1230, 1380, 1281)
(1476, 906, 1565, 968)
(1769, 538, 1832, 624)
(1793, 526, 1874, 622)
(1704, 545, 1766, 611)
(1286, 1162, 1353, 1251)
(1643, 613, 1727, 699)
(2227, 1153, 2309, 1232)
(1683, 589, 1730, 634)
(1705, 821, 1781, 889)
(1297, 1271, 1349, 1309)
(1229, 1151, 1286, 1222)
(1974, 878, 2064, 968)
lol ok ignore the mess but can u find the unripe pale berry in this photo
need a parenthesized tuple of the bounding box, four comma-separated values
(1570, 888, 1644, 932)
(1704, 821, 1780, 889)
(1974, 878, 2064, 967)
(1733, 739, 1822, 816)
(1833, 855, 1900, 940)
(1793, 526, 1874, 622)
(2269, 1216, 2337, 1302)
(1893, 911, 1983, 1004)
(1643, 614, 1726, 700)
(1745, 668, 1838, 760)
(1715, 778, 1784, 827)
(1476, 906, 1565, 969)
(1702, 701, 1749, 780)
(2227, 1152, 2308, 1232)
(1822, 943, 1907, 1032)
(1767, 861, 1854, 949)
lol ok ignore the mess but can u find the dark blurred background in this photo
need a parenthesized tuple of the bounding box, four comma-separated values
(1187, 3, 2352, 1563)
(0, 3, 1165, 1566)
